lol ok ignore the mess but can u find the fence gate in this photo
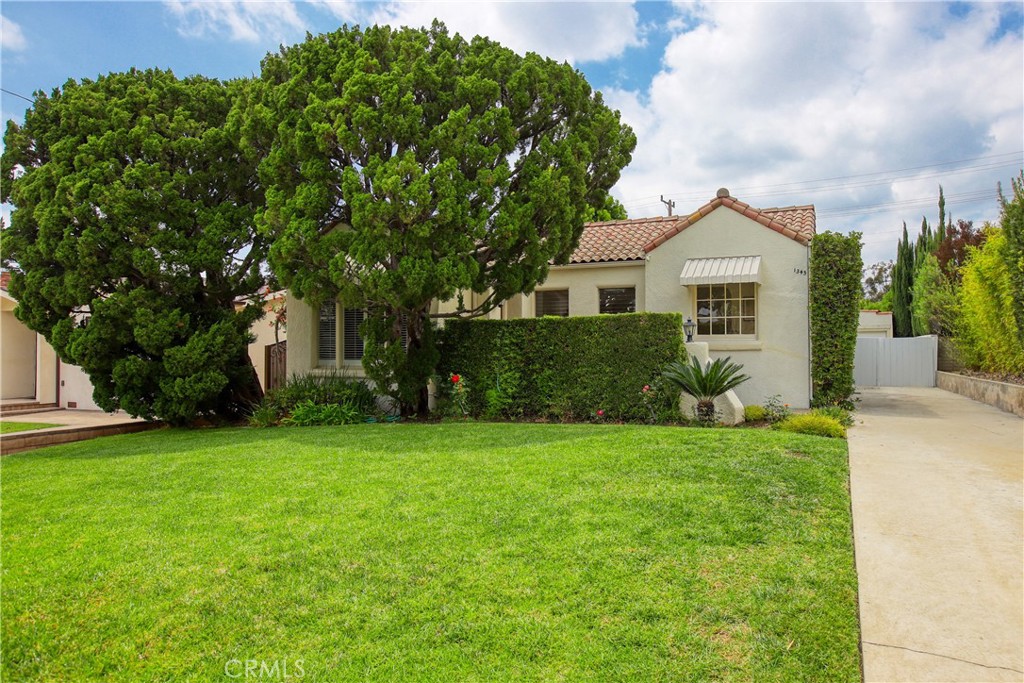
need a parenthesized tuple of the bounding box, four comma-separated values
(265, 341, 287, 391)
(854, 335, 937, 387)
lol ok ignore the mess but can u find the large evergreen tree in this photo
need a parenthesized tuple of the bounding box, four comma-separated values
(892, 223, 915, 337)
(247, 23, 636, 414)
(1, 69, 267, 424)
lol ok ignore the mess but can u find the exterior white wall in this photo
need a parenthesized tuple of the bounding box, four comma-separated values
(286, 298, 368, 379)
(523, 263, 645, 317)
(59, 361, 100, 410)
(644, 207, 811, 408)
(2, 308, 37, 399)
(2, 293, 58, 403)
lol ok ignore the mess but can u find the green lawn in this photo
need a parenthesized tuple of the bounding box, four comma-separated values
(0, 421, 61, 434)
(1, 423, 861, 681)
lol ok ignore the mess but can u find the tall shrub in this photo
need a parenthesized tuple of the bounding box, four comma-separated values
(810, 231, 863, 407)
(891, 224, 915, 337)
(911, 254, 957, 337)
(954, 228, 1024, 374)
(1000, 172, 1024, 346)
(437, 313, 682, 421)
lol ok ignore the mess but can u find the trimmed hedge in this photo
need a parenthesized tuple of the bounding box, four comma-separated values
(810, 231, 863, 408)
(437, 313, 683, 421)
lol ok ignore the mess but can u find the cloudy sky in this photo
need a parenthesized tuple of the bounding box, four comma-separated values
(1, 1, 1022, 263)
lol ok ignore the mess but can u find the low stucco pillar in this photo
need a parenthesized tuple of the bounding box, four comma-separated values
(679, 342, 745, 425)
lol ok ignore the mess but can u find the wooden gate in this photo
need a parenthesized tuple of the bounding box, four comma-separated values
(265, 341, 287, 391)
(854, 335, 937, 387)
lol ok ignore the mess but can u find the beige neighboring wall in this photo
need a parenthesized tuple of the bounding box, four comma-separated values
(523, 262, 645, 317)
(858, 310, 893, 338)
(247, 293, 287, 391)
(644, 207, 812, 409)
(2, 307, 37, 399)
(2, 292, 58, 403)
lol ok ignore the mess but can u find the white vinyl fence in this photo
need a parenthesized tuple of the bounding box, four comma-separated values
(854, 335, 938, 387)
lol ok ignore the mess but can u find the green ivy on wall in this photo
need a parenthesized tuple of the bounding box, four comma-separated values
(437, 313, 683, 421)
(810, 231, 863, 408)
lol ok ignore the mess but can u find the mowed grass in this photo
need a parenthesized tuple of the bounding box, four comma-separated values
(1, 423, 861, 681)
(0, 421, 61, 434)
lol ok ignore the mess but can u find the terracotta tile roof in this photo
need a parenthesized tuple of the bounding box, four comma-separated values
(568, 191, 816, 264)
(568, 215, 680, 264)
(0, 272, 10, 291)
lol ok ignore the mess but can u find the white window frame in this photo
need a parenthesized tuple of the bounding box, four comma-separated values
(316, 302, 365, 368)
(692, 283, 758, 338)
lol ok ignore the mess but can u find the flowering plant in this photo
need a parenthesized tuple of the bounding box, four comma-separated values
(448, 373, 469, 416)
(640, 382, 659, 423)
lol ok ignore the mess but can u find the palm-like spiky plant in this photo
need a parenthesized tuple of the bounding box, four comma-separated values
(662, 355, 751, 425)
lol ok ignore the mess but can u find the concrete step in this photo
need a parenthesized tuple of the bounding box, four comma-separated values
(0, 403, 61, 417)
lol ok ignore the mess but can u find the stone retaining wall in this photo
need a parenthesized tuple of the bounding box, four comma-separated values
(936, 371, 1024, 418)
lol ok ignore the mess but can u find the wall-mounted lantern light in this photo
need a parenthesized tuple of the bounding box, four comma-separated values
(683, 317, 696, 343)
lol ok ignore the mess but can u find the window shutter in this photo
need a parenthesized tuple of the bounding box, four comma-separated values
(318, 303, 337, 364)
(343, 307, 365, 360)
(536, 290, 569, 317)
(598, 287, 636, 314)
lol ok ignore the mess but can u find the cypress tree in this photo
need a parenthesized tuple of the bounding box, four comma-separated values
(892, 223, 915, 337)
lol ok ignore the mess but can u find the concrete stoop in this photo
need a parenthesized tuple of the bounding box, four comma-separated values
(0, 402, 60, 417)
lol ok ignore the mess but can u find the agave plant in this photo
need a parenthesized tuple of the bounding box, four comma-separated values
(662, 354, 751, 425)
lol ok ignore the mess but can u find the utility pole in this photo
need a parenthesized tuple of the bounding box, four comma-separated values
(660, 195, 675, 217)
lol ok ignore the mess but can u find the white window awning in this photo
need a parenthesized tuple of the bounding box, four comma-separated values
(679, 256, 761, 285)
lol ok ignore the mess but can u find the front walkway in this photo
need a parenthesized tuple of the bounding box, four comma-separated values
(848, 387, 1023, 682)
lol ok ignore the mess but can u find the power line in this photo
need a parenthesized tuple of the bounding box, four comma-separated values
(1, 88, 33, 104)
(621, 151, 1023, 209)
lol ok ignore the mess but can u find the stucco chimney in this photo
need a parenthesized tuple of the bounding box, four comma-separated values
(716, 188, 730, 198)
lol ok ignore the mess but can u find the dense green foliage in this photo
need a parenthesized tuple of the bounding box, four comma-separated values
(891, 224, 915, 337)
(1001, 172, 1024, 345)
(1, 69, 267, 424)
(246, 23, 636, 414)
(954, 227, 1024, 374)
(809, 231, 862, 408)
(809, 406, 855, 428)
(1, 424, 862, 681)
(251, 371, 377, 426)
(662, 354, 750, 425)
(891, 191, 948, 338)
(437, 313, 682, 421)
(777, 414, 847, 439)
(911, 254, 957, 336)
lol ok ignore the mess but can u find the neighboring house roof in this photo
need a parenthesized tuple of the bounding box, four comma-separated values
(568, 189, 815, 265)
(0, 271, 11, 291)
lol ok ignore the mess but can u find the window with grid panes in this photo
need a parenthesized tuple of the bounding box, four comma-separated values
(695, 283, 756, 336)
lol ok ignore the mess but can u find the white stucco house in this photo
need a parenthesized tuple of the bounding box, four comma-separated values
(286, 189, 817, 409)
(1, 273, 99, 409)
(857, 310, 894, 338)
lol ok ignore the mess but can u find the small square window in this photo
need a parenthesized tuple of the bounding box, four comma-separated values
(599, 287, 636, 314)
(536, 290, 569, 317)
(694, 283, 757, 337)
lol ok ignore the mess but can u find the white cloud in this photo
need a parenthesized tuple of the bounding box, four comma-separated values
(605, 2, 1024, 263)
(1, 14, 28, 52)
(367, 2, 642, 64)
(164, 0, 306, 43)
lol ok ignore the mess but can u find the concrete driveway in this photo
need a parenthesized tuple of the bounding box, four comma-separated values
(849, 387, 1024, 682)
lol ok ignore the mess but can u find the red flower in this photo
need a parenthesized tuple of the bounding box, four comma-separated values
(642, 385, 650, 393)
(597, 409, 605, 417)
(451, 374, 461, 384)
